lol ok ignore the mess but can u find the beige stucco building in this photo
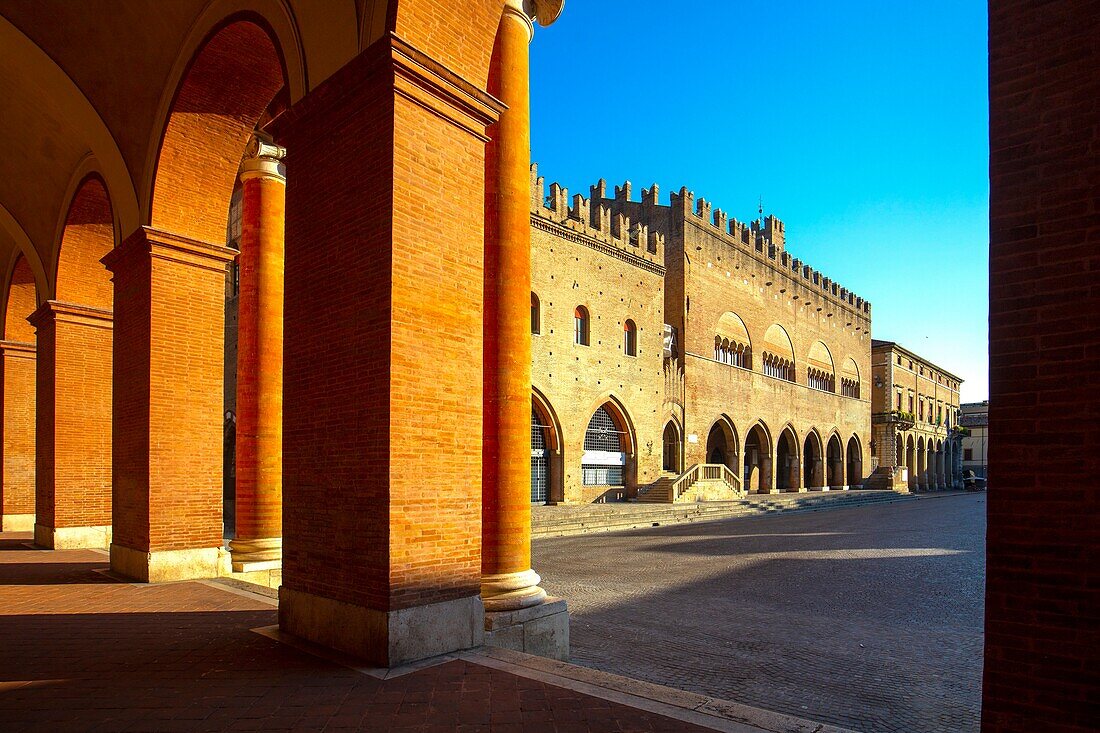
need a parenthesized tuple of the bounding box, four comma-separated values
(868, 340, 964, 491)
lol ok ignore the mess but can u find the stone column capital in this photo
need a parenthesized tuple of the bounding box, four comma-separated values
(241, 136, 286, 183)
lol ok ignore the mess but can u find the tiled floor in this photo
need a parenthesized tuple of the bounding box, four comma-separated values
(0, 534, 718, 733)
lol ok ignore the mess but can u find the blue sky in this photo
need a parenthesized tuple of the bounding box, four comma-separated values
(530, 1, 989, 402)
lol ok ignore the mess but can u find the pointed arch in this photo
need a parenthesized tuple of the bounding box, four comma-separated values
(531, 386, 562, 453)
(531, 388, 563, 504)
(776, 424, 801, 491)
(705, 415, 739, 474)
(662, 419, 682, 474)
(803, 428, 824, 489)
(580, 395, 637, 498)
(826, 431, 844, 489)
(582, 393, 637, 457)
(743, 420, 773, 493)
(846, 435, 863, 488)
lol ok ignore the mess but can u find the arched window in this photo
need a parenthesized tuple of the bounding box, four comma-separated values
(623, 319, 637, 356)
(574, 305, 589, 346)
(582, 406, 625, 486)
(531, 292, 541, 335)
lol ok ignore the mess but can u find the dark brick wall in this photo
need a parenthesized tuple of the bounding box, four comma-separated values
(985, 2, 1099, 731)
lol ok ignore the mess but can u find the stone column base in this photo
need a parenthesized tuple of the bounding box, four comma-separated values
(279, 586, 483, 668)
(764, 488, 780, 495)
(229, 536, 281, 572)
(795, 487, 808, 493)
(110, 543, 229, 582)
(1, 513, 35, 532)
(484, 597, 569, 661)
(35, 524, 111, 549)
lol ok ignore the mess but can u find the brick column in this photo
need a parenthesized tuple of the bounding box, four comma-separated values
(274, 34, 506, 667)
(0, 341, 35, 532)
(29, 302, 113, 548)
(230, 138, 285, 572)
(103, 227, 235, 582)
(480, 1, 569, 659)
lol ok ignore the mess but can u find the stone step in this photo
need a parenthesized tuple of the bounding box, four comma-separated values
(532, 490, 913, 538)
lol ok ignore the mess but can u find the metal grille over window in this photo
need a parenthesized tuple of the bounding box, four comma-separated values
(584, 407, 622, 451)
(531, 407, 549, 503)
(582, 406, 626, 486)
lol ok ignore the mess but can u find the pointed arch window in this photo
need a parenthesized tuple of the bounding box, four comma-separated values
(531, 292, 541, 335)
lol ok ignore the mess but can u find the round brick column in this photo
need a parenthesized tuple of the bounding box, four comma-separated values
(230, 138, 285, 571)
(481, 1, 546, 612)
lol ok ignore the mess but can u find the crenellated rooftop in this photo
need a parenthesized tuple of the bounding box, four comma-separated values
(530, 164, 871, 317)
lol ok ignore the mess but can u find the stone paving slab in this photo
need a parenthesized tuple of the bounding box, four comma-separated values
(533, 493, 985, 733)
(0, 532, 834, 733)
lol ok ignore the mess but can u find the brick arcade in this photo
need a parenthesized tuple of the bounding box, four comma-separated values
(0, 3, 1094, 731)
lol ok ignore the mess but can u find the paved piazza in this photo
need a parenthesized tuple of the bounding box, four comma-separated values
(535, 494, 986, 733)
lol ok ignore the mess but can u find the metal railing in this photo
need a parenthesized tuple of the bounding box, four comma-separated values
(670, 463, 744, 502)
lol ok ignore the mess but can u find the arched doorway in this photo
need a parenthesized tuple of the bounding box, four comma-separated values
(663, 421, 682, 473)
(744, 422, 772, 493)
(804, 431, 824, 489)
(847, 436, 863, 489)
(776, 427, 800, 491)
(916, 437, 926, 491)
(582, 403, 631, 501)
(827, 434, 844, 489)
(906, 435, 916, 491)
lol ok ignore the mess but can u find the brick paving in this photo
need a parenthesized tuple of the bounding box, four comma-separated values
(534, 494, 986, 733)
(0, 533, 717, 733)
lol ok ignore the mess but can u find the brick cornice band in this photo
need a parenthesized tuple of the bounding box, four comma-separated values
(103, 226, 236, 275)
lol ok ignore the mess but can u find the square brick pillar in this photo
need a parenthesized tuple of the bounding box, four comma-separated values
(0, 341, 36, 532)
(29, 302, 113, 549)
(273, 35, 504, 667)
(102, 227, 235, 582)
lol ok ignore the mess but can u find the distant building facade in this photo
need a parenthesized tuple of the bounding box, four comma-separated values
(959, 401, 989, 479)
(868, 340, 964, 491)
(528, 166, 872, 503)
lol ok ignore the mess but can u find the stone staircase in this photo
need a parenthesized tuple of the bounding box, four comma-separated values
(861, 466, 909, 492)
(532, 490, 912, 539)
(637, 463, 744, 503)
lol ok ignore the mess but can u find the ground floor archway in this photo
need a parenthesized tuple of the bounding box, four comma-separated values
(776, 427, 800, 491)
(744, 422, 772, 493)
(846, 436, 862, 488)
